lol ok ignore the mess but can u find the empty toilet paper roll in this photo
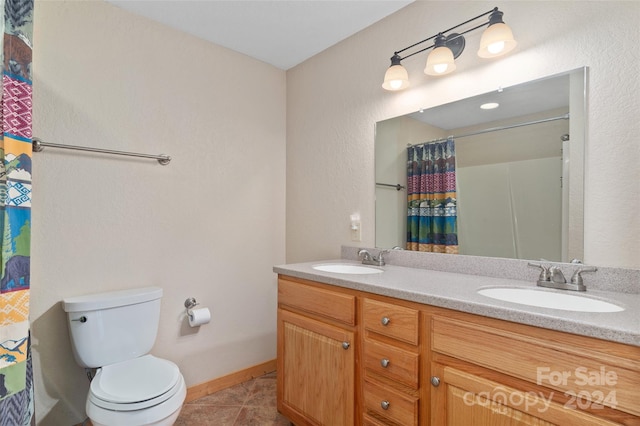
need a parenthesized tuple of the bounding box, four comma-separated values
(188, 307, 211, 327)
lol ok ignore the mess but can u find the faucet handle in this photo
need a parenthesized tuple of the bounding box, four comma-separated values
(378, 249, 391, 257)
(549, 266, 566, 283)
(376, 249, 391, 265)
(571, 267, 597, 286)
(528, 262, 550, 281)
(358, 249, 372, 261)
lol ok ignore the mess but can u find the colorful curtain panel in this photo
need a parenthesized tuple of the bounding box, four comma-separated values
(406, 139, 458, 254)
(0, 0, 34, 424)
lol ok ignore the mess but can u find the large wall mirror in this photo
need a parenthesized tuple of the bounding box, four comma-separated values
(375, 67, 586, 263)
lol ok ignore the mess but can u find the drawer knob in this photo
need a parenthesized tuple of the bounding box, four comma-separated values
(431, 376, 440, 387)
(342, 341, 350, 350)
(381, 400, 390, 410)
(381, 316, 391, 326)
(380, 358, 390, 368)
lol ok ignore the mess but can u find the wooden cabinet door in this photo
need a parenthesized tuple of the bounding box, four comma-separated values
(278, 309, 355, 426)
(431, 363, 619, 426)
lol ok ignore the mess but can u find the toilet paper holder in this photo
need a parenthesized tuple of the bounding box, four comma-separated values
(184, 297, 199, 310)
(184, 297, 211, 327)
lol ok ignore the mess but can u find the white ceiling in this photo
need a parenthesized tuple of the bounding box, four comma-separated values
(106, 0, 413, 70)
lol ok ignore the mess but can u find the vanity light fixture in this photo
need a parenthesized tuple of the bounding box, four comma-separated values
(382, 7, 517, 91)
(424, 34, 457, 76)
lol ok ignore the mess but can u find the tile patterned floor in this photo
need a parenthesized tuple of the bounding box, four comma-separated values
(175, 372, 291, 426)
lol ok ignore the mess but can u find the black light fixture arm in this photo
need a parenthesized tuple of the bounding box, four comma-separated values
(393, 34, 438, 58)
(383, 6, 516, 90)
(392, 7, 498, 61)
(396, 42, 435, 62)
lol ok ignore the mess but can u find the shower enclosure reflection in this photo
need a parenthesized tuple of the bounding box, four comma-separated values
(375, 68, 586, 262)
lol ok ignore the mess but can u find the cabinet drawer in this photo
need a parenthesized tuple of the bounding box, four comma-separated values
(278, 278, 356, 325)
(362, 414, 389, 426)
(364, 339, 419, 389)
(363, 298, 419, 345)
(363, 380, 418, 426)
(431, 315, 640, 417)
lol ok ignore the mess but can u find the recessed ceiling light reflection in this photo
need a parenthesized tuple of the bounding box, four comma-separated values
(480, 102, 500, 110)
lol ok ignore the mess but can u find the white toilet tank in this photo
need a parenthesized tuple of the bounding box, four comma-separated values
(63, 286, 163, 368)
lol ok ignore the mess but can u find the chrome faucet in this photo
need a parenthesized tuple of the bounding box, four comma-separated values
(358, 249, 390, 266)
(528, 262, 597, 292)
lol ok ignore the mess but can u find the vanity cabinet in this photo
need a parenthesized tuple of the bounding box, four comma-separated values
(277, 278, 357, 426)
(277, 275, 640, 426)
(429, 309, 640, 426)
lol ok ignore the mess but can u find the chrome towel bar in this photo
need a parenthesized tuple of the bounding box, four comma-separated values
(32, 137, 171, 165)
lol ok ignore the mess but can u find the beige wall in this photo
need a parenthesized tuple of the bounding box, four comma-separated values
(454, 110, 568, 261)
(31, 1, 286, 424)
(286, 1, 640, 269)
(375, 116, 446, 248)
(28, 0, 640, 424)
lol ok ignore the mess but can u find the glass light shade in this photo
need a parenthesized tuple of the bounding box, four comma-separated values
(382, 64, 409, 91)
(478, 23, 517, 58)
(424, 46, 456, 76)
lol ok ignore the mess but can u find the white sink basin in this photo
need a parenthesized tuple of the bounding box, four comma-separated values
(312, 263, 384, 274)
(477, 287, 624, 313)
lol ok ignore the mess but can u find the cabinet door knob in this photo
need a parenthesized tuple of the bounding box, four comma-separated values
(381, 400, 390, 410)
(430, 376, 440, 387)
(342, 341, 350, 350)
(380, 358, 390, 368)
(381, 316, 390, 326)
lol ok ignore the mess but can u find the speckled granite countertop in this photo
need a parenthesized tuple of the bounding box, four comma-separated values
(274, 259, 640, 347)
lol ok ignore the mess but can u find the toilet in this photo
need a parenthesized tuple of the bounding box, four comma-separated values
(63, 286, 186, 426)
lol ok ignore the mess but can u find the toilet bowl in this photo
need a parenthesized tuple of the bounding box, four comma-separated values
(62, 287, 186, 426)
(87, 355, 186, 426)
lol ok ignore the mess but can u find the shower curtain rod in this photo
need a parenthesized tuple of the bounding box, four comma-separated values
(32, 137, 171, 165)
(408, 113, 570, 147)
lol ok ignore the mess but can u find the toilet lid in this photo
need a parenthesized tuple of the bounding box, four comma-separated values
(90, 355, 181, 405)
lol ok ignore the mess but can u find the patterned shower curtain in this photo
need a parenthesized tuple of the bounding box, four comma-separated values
(0, 0, 34, 424)
(406, 138, 458, 254)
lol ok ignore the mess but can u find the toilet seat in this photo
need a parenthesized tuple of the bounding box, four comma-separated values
(87, 373, 186, 426)
(89, 355, 181, 411)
